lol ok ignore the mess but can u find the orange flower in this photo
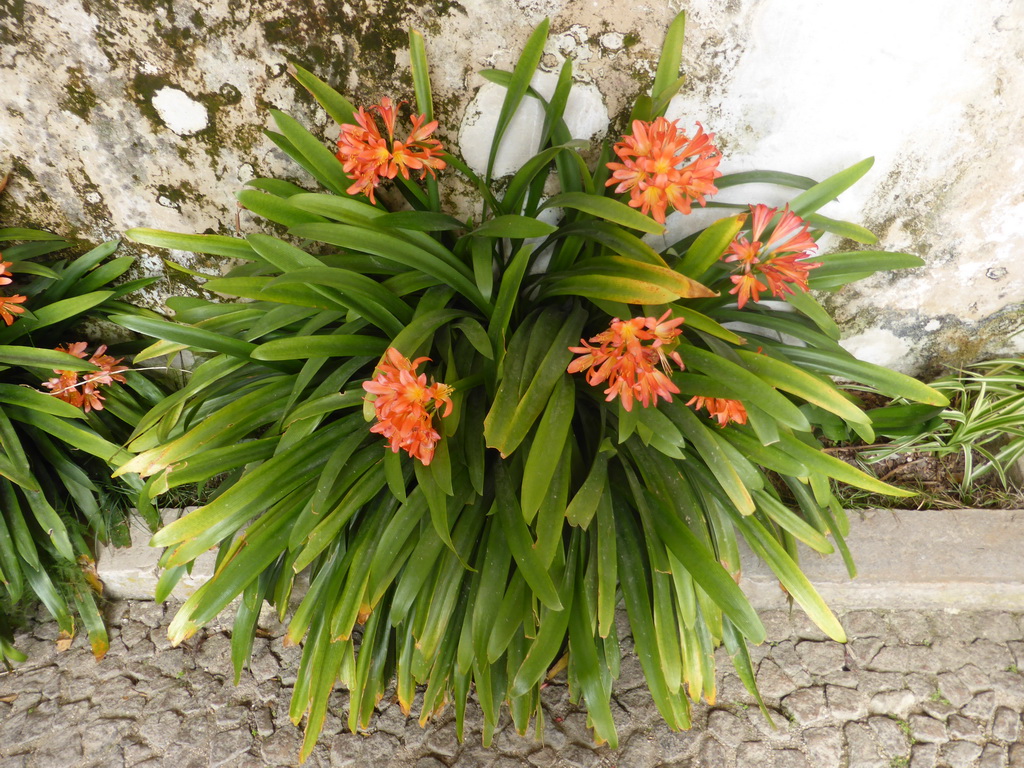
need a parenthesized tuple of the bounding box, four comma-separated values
(362, 348, 453, 465)
(606, 118, 721, 224)
(0, 293, 26, 325)
(687, 395, 748, 428)
(723, 204, 822, 308)
(42, 343, 128, 413)
(336, 97, 446, 204)
(0, 260, 14, 287)
(568, 311, 685, 411)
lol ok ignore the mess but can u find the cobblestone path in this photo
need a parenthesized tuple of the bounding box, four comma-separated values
(2, 603, 1024, 767)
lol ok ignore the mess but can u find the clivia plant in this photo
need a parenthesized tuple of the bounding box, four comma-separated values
(0, 187, 165, 664)
(117, 13, 945, 759)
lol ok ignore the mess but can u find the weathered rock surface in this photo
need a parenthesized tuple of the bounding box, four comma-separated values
(3, 605, 1024, 766)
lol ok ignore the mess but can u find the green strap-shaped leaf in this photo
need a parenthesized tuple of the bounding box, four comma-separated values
(486, 19, 550, 180)
(558, 256, 716, 300)
(126, 228, 259, 261)
(288, 62, 357, 126)
(0, 227, 65, 241)
(486, 306, 584, 457)
(676, 214, 747, 279)
(784, 289, 842, 340)
(236, 189, 329, 228)
(290, 222, 489, 314)
(789, 157, 874, 217)
(565, 447, 610, 528)
(495, 465, 562, 611)
(270, 268, 411, 332)
(651, 11, 687, 115)
(541, 192, 665, 234)
(110, 314, 261, 360)
(775, 431, 915, 497)
(270, 109, 353, 196)
(753, 490, 833, 554)
(520, 376, 575, 522)
(783, 346, 949, 406)
(804, 213, 878, 244)
(646, 490, 766, 643)
(807, 250, 924, 290)
(252, 334, 387, 361)
(734, 348, 873, 437)
(664, 401, 756, 514)
(716, 170, 816, 191)
(617, 509, 688, 729)
(488, 243, 534, 348)
(681, 345, 810, 432)
(472, 215, 557, 239)
(6, 407, 131, 465)
(731, 510, 846, 642)
(0, 346, 99, 371)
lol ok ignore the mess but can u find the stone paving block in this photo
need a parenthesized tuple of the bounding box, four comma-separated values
(736, 741, 772, 767)
(959, 663, 997, 693)
(948, 714, 983, 742)
(773, 748, 808, 768)
(781, 687, 828, 726)
(843, 611, 888, 638)
(802, 726, 843, 766)
(938, 671, 974, 708)
(868, 689, 917, 720)
(868, 645, 939, 674)
(795, 640, 846, 676)
(707, 709, 753, 747)
(993, 706, 1021, 741)
(910, 743, 939, 768)
(981, 743, 1010, 768)
(978, 612, 1023, 643)
(888, 610, 934, 644)
(964, 690, 998, 721)
(697, 737, 734, 768)
(909, 714, 948, 744)
(1010, 742, 1024, 768)
(869, 715, 911, 758)
(844, 721, 886, 768)
(991, 671, 1024, 709)
(943, 740, 984, 768)
(826, 684, 869, 722)
(756, 659, 799, 699)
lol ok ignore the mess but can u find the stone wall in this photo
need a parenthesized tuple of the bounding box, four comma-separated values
(2, 0, 1022, 375)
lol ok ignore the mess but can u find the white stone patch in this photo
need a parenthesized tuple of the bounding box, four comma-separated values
(600, 32, 625, 51)
(157, 195, 177, 208)
(151, 87, 209, 136)
(459, 71, 608, 178)
(85, 191, 102, 204)
(924, 320, 941, 332)
(237, 163, 256, 183)
(840, 329, 916, 374)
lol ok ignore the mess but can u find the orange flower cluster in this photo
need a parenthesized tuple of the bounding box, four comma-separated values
(568, 311, 685, 412)
(606, 118, 722, 224)
(362, 348, 454, 466)
(723, 204, 823, 309)
(335, 97, 446, 204)
(687, 395, 748, 428)
(42, 343, 128, 413)
(0, 259, 27, 326)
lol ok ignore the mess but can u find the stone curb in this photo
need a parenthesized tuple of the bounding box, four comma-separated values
(96, 508, 1024, 610)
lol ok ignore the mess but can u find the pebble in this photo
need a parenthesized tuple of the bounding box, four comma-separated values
(1, 604, 1024, 766)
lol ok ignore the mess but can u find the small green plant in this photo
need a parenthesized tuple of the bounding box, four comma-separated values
(928, 689, 951, 705)
(114, 12, 944, 762)
(890, 756, 909, 768)
(1007, 664, 1019, 674)
(849, 359, 1024, 492)
(0, 205, 165, 664)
